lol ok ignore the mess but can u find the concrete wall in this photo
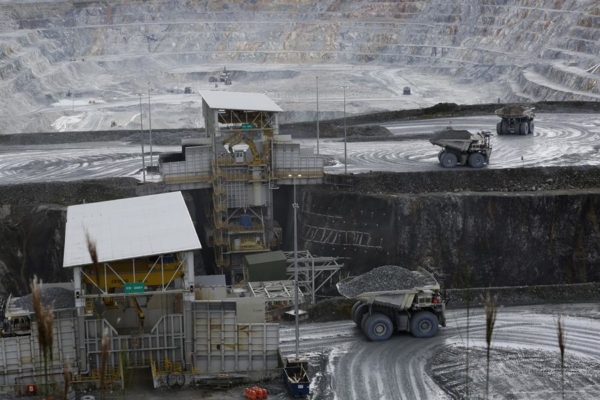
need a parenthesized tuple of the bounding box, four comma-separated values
(193, 300, 278, 374)
(0, 309, 79, 387)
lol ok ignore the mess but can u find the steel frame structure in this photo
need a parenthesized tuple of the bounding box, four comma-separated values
(282, 250, 344, 304)
(246, 280, 306, 307)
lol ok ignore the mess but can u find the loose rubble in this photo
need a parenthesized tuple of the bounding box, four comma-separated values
(337, 265, 428, 298)
(331, 166, 600, 195)
(14, 287, 75, 311)
(308, 297, 355, 322)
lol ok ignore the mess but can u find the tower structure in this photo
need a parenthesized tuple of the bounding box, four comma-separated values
(160, 91, 324, 282)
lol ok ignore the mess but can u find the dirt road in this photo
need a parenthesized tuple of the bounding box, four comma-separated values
(319, 113, 600, 173)
(280, 303, 600, 399)
(1, 114, 599, 184)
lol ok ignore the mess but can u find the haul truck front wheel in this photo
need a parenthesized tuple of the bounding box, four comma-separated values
(363, 313, 393, 341)
(411, 311, 439, 338)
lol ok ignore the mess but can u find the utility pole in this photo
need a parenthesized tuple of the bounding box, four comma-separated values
(148, 82, 153, 167)
(138, 94, 146, 183)
(341, 86, 349, 174)
(316, 76, 320, 156)
(290, 173, 302, 360)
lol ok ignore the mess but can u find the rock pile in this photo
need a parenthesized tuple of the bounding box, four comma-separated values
(14, 287, 75, 312)
(337, 265, 428, 298)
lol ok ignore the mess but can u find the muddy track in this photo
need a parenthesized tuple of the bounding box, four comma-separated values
(280, 304, 600, 400)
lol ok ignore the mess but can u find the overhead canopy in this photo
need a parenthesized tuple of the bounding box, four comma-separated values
(199, 90, 283, 113)
(63, 192, 201, 268)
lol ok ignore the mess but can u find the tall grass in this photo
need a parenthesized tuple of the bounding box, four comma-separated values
(62, 362, 71, 400)
(483, 291, 497, 400)
(30, 276, 54, 395)
(86, 233, 111, 398)
(453, 265, 472, 398)
(556, 314, 566, 400)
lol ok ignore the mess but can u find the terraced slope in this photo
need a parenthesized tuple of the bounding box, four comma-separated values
(0, 0, 597, 132)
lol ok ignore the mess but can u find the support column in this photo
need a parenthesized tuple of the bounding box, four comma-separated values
(73, 267, 84, 311)
(183, 251, 195, 370)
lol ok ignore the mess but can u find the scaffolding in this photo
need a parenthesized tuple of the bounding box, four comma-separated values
(160, 91, 325, 283)
(283, 250, 344, 304)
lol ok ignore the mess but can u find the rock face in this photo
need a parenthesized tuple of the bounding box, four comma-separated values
(0, 179, 202, 297)
(289, 172, 600, 288)
(0, 204, 68, 297)
(2, 168, 600, 296)
(0, 0, 598, 132)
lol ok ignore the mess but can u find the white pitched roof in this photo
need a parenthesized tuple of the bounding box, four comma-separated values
(63, 192, 201, 268)
(199, 90, 283, 112)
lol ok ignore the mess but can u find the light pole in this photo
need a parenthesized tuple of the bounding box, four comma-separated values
(289, 173, 302, 360)
(316, 76, 320, 156)
(341, 86, 349, 174)
(148, 82, 153, 167)
(138, 94, 146, 183)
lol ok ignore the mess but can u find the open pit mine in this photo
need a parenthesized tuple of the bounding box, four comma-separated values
(0, 1, 599, 399)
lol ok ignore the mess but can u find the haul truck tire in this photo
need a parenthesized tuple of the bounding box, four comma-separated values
(363, 313, 394, 341)
(520, 121, 529, 135)
(360, 312, 370, 332)
(440, 152, 458, 168)
(351, 301, 361, 318)
(529, 121, 534, 134)
(438, 150, 445, 162)
(468, 153, 485, 168)
(411, 311, 439, 338)
(501, 120, 509, 135)
(352, 304, 369, 326)
(496, 122, 502, 135)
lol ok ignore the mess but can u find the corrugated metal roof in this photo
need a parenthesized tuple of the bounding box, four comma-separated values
(199, 90, 283, 112)
(245, 250, 286, 266)
(63, 192, 201, 268)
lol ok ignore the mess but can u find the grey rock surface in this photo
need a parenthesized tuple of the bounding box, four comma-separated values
(0, 1, 598, 133)
(337, 265, 428, 298)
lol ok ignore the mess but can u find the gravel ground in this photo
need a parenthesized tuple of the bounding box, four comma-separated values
(14, 287, 75, 311)
(325, 165, 600, 195)
(308, 297, 355, 322)
(281, 101, 600, 139)
(337, 265, 429, 298)
(0, 178, 141, 205)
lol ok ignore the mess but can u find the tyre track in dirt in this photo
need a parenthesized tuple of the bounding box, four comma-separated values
(279, 304, 600, 400)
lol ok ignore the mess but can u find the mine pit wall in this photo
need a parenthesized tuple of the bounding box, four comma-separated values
(291, 188, 600, 289)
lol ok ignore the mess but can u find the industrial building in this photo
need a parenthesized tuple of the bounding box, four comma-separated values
(0, 91, 343, 396)
(159, 91, 325, 282)
(0, 192, 279, 394)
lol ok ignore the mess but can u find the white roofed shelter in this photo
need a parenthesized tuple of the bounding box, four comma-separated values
(63, 191, 201, 311)
(198, 90, 283, 113)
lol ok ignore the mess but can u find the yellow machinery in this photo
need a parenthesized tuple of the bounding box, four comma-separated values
(130, 296, 145, 330)
(81, 254, 184, 291)
(221, 130, 263, 164)
(80, 254, 183, 324)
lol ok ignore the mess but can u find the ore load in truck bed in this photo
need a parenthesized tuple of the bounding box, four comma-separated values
(495, 105, 534, 117)
(429, 128, 472, 143)
(337, 265, 429, 298)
